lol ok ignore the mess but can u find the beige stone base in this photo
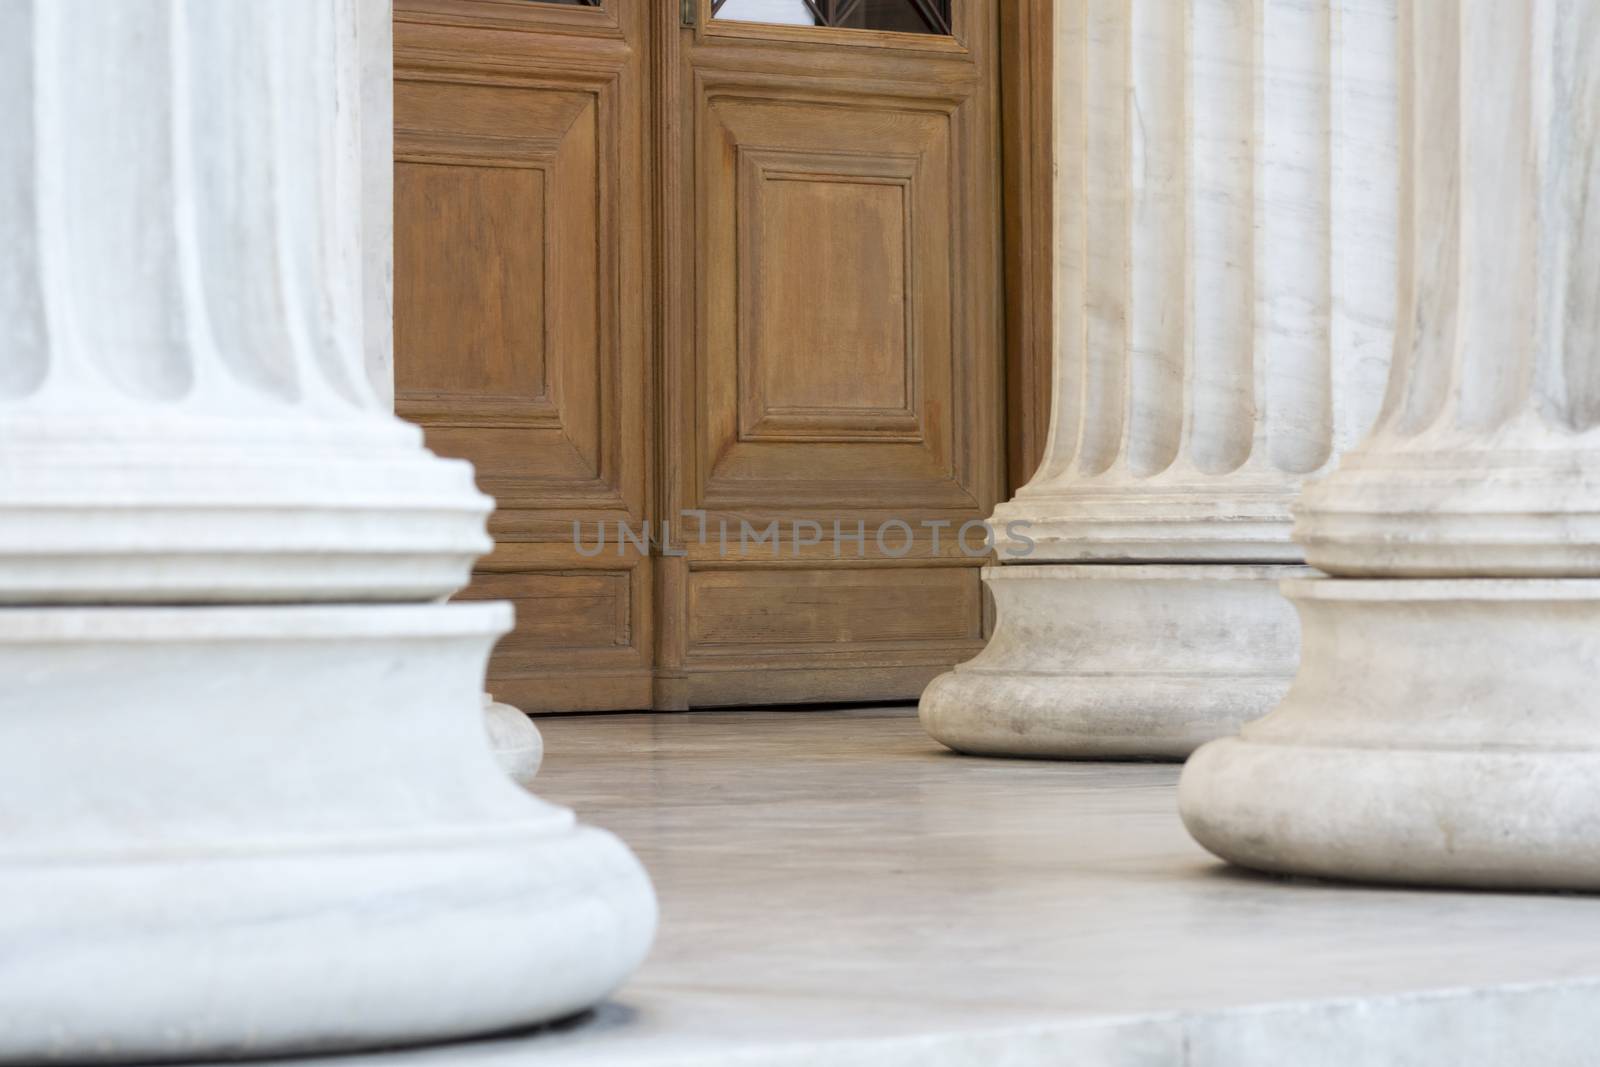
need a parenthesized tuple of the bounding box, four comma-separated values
(919, 564, 1311, 760)
(0, 604, 654, 1062)
(1181, 577, 1600, 889)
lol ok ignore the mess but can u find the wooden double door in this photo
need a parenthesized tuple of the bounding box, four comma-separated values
(394, 0, 1008, 711)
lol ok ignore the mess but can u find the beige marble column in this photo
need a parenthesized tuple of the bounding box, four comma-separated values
(0, 2, 652, 1058)
(921, 0, 1398, 758)
(1181, 0, 1600, 888)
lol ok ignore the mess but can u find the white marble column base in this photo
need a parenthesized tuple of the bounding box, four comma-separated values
(1294, 445, 1600, 577)
(0, 419, 493, 604)
(486, 694, 545, 785)
(1180, 578, 1600, 889)
(0, 603, 655, 1062)
(919, 564, 1310, 760)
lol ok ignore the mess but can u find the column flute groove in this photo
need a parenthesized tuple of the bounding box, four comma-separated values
(0, 0, 484, 605)
(1296, 0, 1600, 577)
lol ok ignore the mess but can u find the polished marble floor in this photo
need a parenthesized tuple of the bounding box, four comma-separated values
(293, 708, 1600, 1066)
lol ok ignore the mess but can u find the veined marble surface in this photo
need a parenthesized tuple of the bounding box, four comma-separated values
(252, 709, 1600, 1066)
(994, 0, 1398, 562)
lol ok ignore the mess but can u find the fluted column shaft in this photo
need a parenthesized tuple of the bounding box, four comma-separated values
(1001, 0, 1397, 562)
(921, 0, 1399, 760)
(0, 0, 487, 603)
(1181, 0, 1600, 889)
(1296, 0, 1600, 576)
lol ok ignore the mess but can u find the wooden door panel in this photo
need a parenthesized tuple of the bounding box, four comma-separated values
(689, 567, 980, 648)
(748, 170, 915, 437)
(684, 563, 982, 706)
(698, 92, 974, 510)
(394, 0, 1001, 711)
(394, 164, 547, 402)
(396, 78, 612, 506)
(471, 571, 633, 653)
(657, 0, 1002, 707)
(395, 0, 652, 711)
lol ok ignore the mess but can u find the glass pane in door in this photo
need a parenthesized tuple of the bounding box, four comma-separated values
(714, 0, 814, 25)
(713, 0, 953, 35)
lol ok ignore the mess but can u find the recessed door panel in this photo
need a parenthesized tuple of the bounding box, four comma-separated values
(697, 95, 970, 510)
(656, 0, 1002, 707)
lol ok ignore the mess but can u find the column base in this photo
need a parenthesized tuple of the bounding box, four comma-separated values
(1180, 578, 1600, 890)
(0, 603, 655, 1062)
(0, 419, 492, 603)
(919, 564, 1309, 760)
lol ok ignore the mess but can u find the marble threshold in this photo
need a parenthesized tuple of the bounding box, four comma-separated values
(247, 708, 1600, 1067)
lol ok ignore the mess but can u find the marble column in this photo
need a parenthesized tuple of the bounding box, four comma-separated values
(0, 2, 654, 1060)
(920, 0, 1399, 758)
(1181, 0, 1600, 889)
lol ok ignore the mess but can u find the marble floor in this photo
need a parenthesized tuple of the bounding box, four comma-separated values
(284, 707, 1600, 1066)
